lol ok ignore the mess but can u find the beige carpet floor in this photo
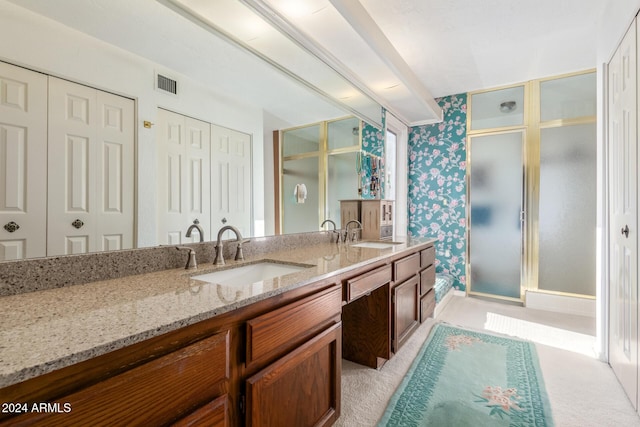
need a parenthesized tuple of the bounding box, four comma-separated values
(335, 296, 640, 426)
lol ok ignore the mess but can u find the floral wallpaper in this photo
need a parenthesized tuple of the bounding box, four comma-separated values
(360, 110, 386, 199)
(408, 94, 467, 291)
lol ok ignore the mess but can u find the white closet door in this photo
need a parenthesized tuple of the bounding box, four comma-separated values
(48, 77, 134, 256)
(95, 90, 135, 251)
(211, 124, 252, 238)
(608, 19, 638, 410)
(156, 109, 210, 245)
(0, 62, 47, 260)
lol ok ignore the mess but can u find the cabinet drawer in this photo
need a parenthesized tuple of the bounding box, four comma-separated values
(420, 245, 435, 269)
(7, 331, 230, 426)
(380, 225, 393, 239)
(345, 264, 391, 302)
(420, 289, 436, 323)
(246, 285, 342, 368)
(394, 253, 420, 283)
(420, 264, 435, 296)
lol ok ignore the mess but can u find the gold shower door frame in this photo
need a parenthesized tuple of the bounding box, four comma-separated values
(466, 70, 597, 303)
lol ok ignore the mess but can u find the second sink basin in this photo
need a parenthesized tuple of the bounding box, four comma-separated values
(193, 261, 312, 286)
(351, 241, 403, 249)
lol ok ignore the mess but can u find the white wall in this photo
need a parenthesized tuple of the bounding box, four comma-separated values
(0, 1, 266, 246)
(595, 1, 640, 360)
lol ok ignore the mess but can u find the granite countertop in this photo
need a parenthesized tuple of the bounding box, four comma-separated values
(0, 237, 435, 388)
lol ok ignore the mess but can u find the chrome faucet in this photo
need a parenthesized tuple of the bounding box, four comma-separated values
(185, 219, 204, 242)
(321, 219, 339, 243)
(214, 225, 249, 265)
(344, 219, 362, 243)
(176, 246, 197, 270)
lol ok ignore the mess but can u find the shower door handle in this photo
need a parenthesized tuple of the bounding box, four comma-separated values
(622, 225, 629, 238)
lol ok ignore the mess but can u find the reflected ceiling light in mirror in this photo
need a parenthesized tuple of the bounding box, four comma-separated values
(264, 0, 442, 125)
(160, 0, 384, 127)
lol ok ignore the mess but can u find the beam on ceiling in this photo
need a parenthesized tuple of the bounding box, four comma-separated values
(329, 0, 443, 122)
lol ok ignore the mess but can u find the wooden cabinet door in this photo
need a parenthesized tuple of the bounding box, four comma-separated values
(246, 323, 341, 427)
(392, 275, 419, 353)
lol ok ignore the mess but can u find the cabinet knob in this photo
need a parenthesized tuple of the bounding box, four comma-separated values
(72, 219, 85, 229)
(3, 221, 20, 233)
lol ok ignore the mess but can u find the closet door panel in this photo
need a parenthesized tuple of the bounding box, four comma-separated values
(48, 78, 134, 256)
(96, 90, 134, 252)
(0, 62, 47, 260)
(48, 78, 97, 255)
(157, 109, 211, 244)
(211, 125, 251, 238)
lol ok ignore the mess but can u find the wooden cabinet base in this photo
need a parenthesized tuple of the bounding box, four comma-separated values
(246, 323, 342, 427)
(1, 332, 230, 426)
(342, 284, 391, 369)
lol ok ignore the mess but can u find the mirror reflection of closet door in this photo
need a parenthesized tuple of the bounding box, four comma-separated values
(468, 131, 525, 299)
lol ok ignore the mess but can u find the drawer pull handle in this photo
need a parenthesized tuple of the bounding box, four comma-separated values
(3, 221, 19, 233)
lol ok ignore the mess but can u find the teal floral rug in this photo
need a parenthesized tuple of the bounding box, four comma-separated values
(378, 323, 554, 426)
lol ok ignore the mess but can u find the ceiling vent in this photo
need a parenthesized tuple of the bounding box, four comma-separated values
(155, 72, 178, 96)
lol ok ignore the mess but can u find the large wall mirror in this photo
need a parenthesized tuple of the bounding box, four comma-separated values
(0, 0, 385, 261)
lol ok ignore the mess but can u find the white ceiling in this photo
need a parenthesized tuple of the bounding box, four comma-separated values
(7, 0, 606, 126)
(360, 0, 605, 97)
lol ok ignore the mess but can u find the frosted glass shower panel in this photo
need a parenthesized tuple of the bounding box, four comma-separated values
(538, 124, 596, 296)
(469, 132, 523, 299)
(282, 124, 321, 156)
(470, 86, 525, 131)
(282, 156, 319, 234)
(540, 73, 596, 122)
(327, 117, 360, 150)
(327, 152, 359, 228)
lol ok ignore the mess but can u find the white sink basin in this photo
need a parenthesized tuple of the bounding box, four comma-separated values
(192, 261, 311, 286)
(352, 241, 403, 249)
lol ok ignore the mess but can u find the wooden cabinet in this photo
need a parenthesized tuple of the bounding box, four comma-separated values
(0, 241, 437, 427)
(244, 285, 342, 427)
(342, 265, 392, 369)
(392, 253, 420, 352)
(361, 199, 394, 240)
(339, 199, 394, 240)
(246, 323, 341, 427)
(340, 200, 361, 229)
(0, 280, 343, 427)
(419, 245, 437, 322)
(2, 331, 230, 426)
(246, 285, 342, 369)
(392, 275, 420, 353)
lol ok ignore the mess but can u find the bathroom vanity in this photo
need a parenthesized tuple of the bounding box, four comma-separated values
(0, 236, 436, 426)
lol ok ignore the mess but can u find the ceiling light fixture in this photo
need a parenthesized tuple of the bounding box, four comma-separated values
(499, 101, 516, 113)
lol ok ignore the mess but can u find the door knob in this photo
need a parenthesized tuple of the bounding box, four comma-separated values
(621, 225, 629, 238)
(3, 221, 20, 233)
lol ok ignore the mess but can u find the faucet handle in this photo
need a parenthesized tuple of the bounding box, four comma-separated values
(176, 246, 197, 270)
(235, 240, 249, 261)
